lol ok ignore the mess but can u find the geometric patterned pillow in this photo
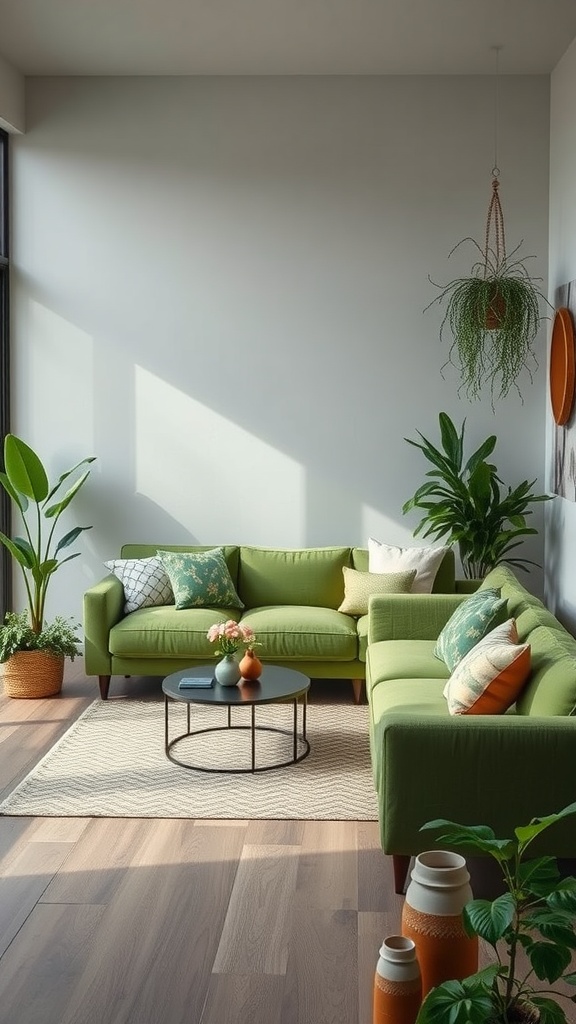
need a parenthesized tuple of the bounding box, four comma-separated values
(105, 556, 174, 614)
(337, 567, 417, 615)
(444, 621, 531, 715)
(157, 547, 244, 611)
(434, 587, 508, 672)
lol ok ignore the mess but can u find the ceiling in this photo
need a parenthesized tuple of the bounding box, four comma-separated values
(0, 0, 575, 76)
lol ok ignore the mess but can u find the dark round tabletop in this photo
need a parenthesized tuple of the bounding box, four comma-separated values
(162, 664, 310, 706)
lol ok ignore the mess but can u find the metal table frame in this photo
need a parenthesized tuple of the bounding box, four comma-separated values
(164, 690, 310, 774)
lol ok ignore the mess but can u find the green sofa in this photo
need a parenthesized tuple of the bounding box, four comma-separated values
(84, 543, 457, 700)
(366, 564, 576, 891)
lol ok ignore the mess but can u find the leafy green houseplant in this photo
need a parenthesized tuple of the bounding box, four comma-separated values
(0, 434, 95, 696)
(416, 804, 576, 1024)
(402, 412, 551, 579)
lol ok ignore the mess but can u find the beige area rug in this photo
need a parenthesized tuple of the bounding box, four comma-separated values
(0, 699, 379, 820)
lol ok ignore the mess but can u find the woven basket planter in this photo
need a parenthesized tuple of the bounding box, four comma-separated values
(2, 650, 65, 698)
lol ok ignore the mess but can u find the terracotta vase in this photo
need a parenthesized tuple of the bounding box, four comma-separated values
(401, 850, 478, 998)
(239, 648, 263, 680)
(373, 935, 422, 1024)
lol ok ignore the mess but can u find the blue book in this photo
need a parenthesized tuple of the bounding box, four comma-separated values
(178, 677, 214, 689)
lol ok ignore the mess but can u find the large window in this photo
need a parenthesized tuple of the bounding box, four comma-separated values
(0, 128, 10, 621)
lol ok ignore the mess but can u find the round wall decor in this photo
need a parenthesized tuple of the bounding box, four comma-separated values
(550, 306, 576, 426)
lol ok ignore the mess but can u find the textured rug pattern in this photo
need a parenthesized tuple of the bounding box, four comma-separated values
(0, 699, 379, 820)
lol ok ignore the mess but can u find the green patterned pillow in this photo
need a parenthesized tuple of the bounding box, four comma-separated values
(157, 548, 244, 610)
(434, 587, 507, 671)
(337, 567, 417, 615)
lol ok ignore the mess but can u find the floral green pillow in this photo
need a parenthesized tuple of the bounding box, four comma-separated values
(434, 587, 508, 672)
(157, 548, 244, 611)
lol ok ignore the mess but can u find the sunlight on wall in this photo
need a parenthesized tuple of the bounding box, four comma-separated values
(362, 505, 418, 547)
(135, 366, 305, 543)
(22, 299, 95, 461)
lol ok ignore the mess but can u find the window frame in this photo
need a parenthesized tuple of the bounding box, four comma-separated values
(0, 127, 11, 621)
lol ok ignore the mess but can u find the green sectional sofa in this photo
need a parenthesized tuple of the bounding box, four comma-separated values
(84, 543, 457, 700)
(366, 564, 576, 891)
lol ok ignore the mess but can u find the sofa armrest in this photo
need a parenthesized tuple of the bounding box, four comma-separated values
(376, 713, 576, 856)
(83, 575, 125, 675)
(368, 593, 468, 643)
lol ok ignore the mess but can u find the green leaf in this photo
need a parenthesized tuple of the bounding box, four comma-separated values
(0, 530, 35, 569)
(519, 856, 560, 896)
(528, 941, 573, 983)
(415, 977, 493, 1024)
(4, 435, 49, 502)
(438, 412, 463, 470)
(547, 878, 576, 913)
(515, 804, 576, 850)
(44, 456, 96, 504)
(0, 470, 28, 512)
(530, 996, 569, 1024)
(44, 470, 91, 519)
(54, 525, 92, 556)
(463, 893, 515, 944)
(419, 819, 514, 859)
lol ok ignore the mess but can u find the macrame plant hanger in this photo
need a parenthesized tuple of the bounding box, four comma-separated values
(484, 46, 506, 329)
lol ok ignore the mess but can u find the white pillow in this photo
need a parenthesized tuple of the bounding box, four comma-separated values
(105, 556, 174, 614)
(368, 539, 449, 594)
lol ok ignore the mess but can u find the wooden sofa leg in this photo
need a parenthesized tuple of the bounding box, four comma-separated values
(392, 854, 411, 895)
(99, 675, 111, 700)
(351, 678, 363, 704)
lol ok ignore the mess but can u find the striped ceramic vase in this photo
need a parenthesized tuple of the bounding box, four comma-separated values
(401, 850, 478, 998)
(373, 935, 422, 1024)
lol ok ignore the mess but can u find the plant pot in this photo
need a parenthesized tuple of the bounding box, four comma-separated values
(2, 650, 65, 698)
(484, 285, 506, 330)
(491, 1002, 540, 1024)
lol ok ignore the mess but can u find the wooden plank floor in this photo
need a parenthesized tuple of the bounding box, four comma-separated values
(0, 663, 574, 1024)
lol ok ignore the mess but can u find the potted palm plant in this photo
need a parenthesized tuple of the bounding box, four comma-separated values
(0, 434, 95, 697)
(416, 803, 576, 1024)
(402, 412, 551, 579)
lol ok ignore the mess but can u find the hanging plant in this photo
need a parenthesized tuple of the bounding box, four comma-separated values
(426, 174, 550, 403)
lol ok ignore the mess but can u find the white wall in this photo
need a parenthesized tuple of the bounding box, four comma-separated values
(0, 54, 24, 132)
(11, 75, 550, 623)
(547, 37, 576, 630)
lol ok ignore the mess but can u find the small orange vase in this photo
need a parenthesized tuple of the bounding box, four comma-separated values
(239, 648, 263, 680)
(373, 936, 422, 1024)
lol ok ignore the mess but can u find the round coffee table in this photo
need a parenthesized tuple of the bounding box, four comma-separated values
(162, 664, 311, 773)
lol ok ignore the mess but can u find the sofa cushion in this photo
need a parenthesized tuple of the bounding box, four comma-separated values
(239, 606, 358, 661)
(367, 640, 449, 693)
(357, 614, 369, 662)
(104, 556, 173, 613)
(480, 565, 543, 619)
(238, 546, 351, 609)
(158, 548, 243, 610)
(444, 623, 531, 716)
(515, 626, 576, 716)
(434, 587, 508, 670)
(368, 539, 450, 594)
(337, 567, 416, 615)
(110, 606, 242, 658)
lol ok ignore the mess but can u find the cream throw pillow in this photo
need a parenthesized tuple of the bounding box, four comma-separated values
(444, 619, 531, 715)
(338, 567, 417, 615)
(368, 539, 449, 594)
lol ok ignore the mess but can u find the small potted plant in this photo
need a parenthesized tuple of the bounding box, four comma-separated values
(402, 411, 551, 579)
(415, 803, 576, 1024)
(0, 434, 95, 697)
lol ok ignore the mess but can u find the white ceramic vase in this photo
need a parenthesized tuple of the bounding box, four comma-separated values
(214, 654, 241, 686)
(373, 936, 422, 1024)
(401, 850, 478, 997)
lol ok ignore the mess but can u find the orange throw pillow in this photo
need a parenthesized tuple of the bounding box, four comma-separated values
(445, 622, 531, 715)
